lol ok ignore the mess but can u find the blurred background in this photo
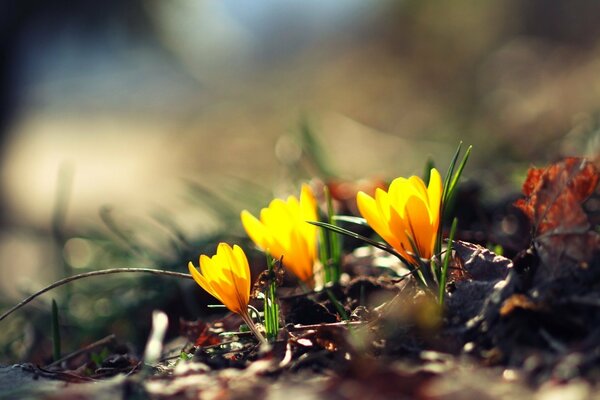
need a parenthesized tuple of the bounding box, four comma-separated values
(1, 0, 600, 362)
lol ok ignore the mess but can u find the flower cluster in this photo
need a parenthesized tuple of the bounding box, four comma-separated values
(188, 169, 446, 342)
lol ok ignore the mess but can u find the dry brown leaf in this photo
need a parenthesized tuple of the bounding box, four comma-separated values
(514, 157, 600, 279)
(515, 157, 598, 236)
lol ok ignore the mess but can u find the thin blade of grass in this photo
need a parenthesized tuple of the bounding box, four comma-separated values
(332, 215, 369, 226)
(435, 142, 463, 257)
(308, 221, 405, 262)
(325, 288, 349, 321)
(325, 186, 342, 283)
(441, 142, 463, 205)
(438, 218, 458, 306)
(444, 145, 473, 215)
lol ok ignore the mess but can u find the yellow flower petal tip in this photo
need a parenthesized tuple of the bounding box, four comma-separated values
(357, 168, 442, 263)
(241, 184, 318, 285)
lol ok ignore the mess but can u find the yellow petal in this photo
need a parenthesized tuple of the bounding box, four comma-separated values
(200, 253, 238, 312)
(300, 184, 318, 221)
(357, 190, 402, 254)
(357, 191, 386, 237)
(241, 210, 271, 250)
(299, 184, 319, 252)
(261, 201, 292, 249)
(218, 243, 248, 311)
(288, 228, 313, 282)
(427, 168, 442, 228)
(387, 177, 410, 217)
(387, 206, 414, 261)
(232, 244, 251, 305)
(375, 188, 406, 252)
(404, 194, 435, 258)
(189, 261, 226, 306)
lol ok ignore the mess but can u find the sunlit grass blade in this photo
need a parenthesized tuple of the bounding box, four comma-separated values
(435, 143, 471, 256)
(324, 187, 341, 284)
(441, 142, 463, 206)
(444, 145, 472, 216)
(438, 218, 458, 306)
(318, 224, 330, 284)
(310, 221, 395, 255)
(308, 220, 412, 268)
(332, 215, 369, 226)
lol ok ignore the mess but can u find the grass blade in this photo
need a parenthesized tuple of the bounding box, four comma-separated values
(325, 288, 349, 321)
(308, 221, 404, 261)
(332, 215, 369, 226)
(438, 218, 458, 306)
(444, 145, 472, 216)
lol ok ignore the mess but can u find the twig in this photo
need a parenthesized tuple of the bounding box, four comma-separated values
(287, 321, 367, 332)
(45, 334, 117, 368)
(0, 268, 192, 323)
(35, 365, 97, 383)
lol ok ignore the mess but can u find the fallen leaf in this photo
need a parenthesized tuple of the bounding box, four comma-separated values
(452, 240, 512, 282)
(515, 157, 598, 235)
(514, 157, 600, 280)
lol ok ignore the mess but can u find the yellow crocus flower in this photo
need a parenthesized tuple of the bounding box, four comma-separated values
(188, 243, 265, 343)
(356, 168, 442, 263)
(240, 184, 318, 284)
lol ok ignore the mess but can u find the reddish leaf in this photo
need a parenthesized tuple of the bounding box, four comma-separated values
(514, 157, 600, 279)
(515, 157, 598, 235)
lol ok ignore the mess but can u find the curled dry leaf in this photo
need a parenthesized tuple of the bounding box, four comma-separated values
(452, 240, 512, 282)
(445, 241, 514, 331)
(514, 157, 600, 279)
